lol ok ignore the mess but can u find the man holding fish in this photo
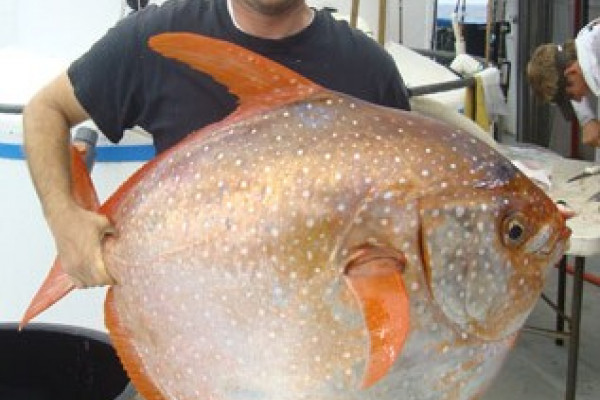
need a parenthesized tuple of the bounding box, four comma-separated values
(19, 1, 572, 399)
(23, 0, 411, 289)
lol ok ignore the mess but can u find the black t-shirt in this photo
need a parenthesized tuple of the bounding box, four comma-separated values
(68, 0, 411, 153)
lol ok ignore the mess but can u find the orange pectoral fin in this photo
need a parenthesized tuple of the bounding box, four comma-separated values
(20, 259, 75, 329)
(344, 246, 410, 389)
(20, 145, 99, 329)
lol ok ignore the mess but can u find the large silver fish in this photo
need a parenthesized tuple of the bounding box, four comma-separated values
(23, 33, 570, 400)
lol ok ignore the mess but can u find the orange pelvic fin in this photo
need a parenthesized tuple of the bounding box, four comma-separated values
(20, 146, 100, 329)
(344, 245, 410, 388)
(148, 33, 322, 116)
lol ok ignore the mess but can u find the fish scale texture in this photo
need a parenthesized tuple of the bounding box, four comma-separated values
(102, 93, 567, 400)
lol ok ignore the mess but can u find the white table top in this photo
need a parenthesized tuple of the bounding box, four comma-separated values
(411, 99, 599, 258)
(548, 157, 600, 257)
(501, 145, 600, 257)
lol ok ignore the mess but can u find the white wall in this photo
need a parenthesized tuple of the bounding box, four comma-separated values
(0, 0, 137, 332)
(0, 0, 123, 60)
(308, 0, 401, 43)
(0, 157, 141, 332)
(400, 0, 435, 48)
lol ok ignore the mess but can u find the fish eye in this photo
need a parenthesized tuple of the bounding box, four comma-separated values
(503, 214, 527, 246)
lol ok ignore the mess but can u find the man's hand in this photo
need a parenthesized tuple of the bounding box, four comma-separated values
(47, 202, 116, 288)
(556, 202, 576, 220)
(581, 120, 600, 147)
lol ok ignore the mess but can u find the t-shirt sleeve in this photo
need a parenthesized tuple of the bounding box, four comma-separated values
(381, 60, 411, 111)
(67, 14, 143, 143)
(572, 95, 596, 126)
(576, 20, 600, 97)
(363, 40, 411, 111)
(355, 39, 410, 111)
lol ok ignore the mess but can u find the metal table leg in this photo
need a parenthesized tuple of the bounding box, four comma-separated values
(556, 256, 567, 346)
(565, 256, 585, 400)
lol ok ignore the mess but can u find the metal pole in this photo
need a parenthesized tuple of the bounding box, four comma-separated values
(566, 256, 585, 400)
(430, 0, 438, 51)
(556, 256, 567, 346)
(379, 0, 388, 45)
(582, 0, 589, 26)
(73, 127, 99, 171)
(407, 77, 476, 97)
(0, 104, 24, 114)
(516, 0, 553, 146)
(350, 0, 360, 28)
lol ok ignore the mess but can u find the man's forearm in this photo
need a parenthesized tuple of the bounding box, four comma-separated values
(581, 119, 600, 147)
(23, 97, 76, 222)
(22, 73, 116, 288)
(23, 72, 90, 223)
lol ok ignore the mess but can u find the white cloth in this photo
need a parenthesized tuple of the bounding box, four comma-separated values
(572, 18, 600, 126)
(450, 54, 483, 76)
(476, 67, 509, 118)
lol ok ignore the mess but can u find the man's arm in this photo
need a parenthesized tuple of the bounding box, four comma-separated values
(571, 95, 600, 147)
(23, 71, 115, 287)
(581, 119, 600, 147)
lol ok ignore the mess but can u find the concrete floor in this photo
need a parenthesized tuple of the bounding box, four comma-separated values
(484, 254, 600, 400)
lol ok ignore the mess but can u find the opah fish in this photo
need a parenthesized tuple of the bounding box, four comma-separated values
(22, 33, 570, 400)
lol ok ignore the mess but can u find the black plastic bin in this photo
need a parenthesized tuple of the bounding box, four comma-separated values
(0, 323, 133, 400)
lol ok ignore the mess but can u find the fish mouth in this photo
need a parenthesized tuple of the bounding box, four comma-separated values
(524, 223, 570, 258)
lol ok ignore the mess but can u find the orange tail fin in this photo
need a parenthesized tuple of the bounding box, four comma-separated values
(20, 145, 100, 329)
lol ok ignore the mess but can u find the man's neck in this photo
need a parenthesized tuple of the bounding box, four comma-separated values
(229, 0, 314, 39)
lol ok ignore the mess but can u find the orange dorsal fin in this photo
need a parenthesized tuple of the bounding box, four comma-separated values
(148, 33, 322, 116)
(20, 146, 101, 329)
(344, 245, 410, 388)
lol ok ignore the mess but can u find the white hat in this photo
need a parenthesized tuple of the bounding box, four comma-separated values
(575, 19, 600, 97)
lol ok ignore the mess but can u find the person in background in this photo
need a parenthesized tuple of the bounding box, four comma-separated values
(527, 17, 600, 148)
(23, 0, 411, 288)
